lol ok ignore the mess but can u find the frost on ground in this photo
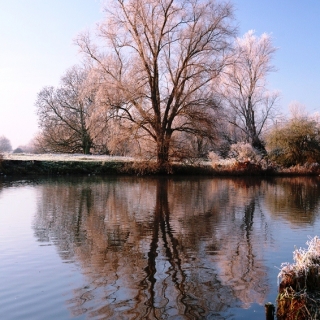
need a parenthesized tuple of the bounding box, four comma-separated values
(277, 236, 320, 320)
(2, 153, 212, 166)
(2, 153, 135, 162)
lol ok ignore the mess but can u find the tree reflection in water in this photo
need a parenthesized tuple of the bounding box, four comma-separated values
(33, 176, 280, 319)
(264, 177, 320, 226)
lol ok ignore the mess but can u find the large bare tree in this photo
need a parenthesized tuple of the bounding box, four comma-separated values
(36, 65, 96, 154)
(76, 0, 236, 169)
(220, 30, 279, 153)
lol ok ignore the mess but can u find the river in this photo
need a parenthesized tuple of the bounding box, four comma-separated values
(1, 175, 320, 319)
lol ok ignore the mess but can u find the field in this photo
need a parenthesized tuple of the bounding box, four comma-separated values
(2, 153, 134, 162)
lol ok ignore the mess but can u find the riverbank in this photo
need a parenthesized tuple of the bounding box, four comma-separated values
(0, 153, 319, 176)
(0, 158, 231, 176)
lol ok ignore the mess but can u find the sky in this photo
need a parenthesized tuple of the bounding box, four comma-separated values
(0, 0, 319, 149)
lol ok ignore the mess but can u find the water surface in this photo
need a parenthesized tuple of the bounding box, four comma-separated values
(1, 176, 320, 319)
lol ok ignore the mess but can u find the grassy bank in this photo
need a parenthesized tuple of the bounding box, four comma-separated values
(1, 159, 320, 177)
(0, 158, 225, 176)
(1, 153, 320, 176)
(0, 159, 128, 176)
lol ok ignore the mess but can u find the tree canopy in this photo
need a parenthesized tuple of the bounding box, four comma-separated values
(0, 136, 12, 152)
(36, 66, 95, 154)
(35, 0, 293, 169)
(267, 113, 320, 166)
(220, 30, 279, 153)
(76, 0, 236, 168)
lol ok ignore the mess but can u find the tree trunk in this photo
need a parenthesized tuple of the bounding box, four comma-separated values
(156, 133, 171, 172)
(82, 133, 92, 155)
(252, 135, 266, 155)
(246, 98, 267, 155)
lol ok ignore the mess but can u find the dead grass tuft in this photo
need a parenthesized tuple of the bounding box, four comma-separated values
(277, 236, 320, 319)
(122, 160, 173, 175)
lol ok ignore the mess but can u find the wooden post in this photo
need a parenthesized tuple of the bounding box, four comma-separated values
(265, 302, 275, 320)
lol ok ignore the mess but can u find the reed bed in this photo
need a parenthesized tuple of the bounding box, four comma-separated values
(277, 236, 320, 319)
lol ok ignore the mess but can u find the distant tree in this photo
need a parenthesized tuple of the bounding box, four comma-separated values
(220, 30, 279, 153)
(36, 65, 96, 154)
(0, 136, 12, 152)
(13, 147, 24, 154)
(14, 138, 39, 154)
(266, 106, 320, 166)
(76, 0, 236, 169)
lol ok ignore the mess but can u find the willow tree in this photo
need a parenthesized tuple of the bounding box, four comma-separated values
(76, 0, 235, 168)
(220, 30, 279, 153)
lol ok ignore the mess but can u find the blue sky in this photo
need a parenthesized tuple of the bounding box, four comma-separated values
(0, 0, 319, 148)
(234, 0, 320, 113)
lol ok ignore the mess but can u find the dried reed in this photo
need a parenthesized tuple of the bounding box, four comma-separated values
(277, 236, 320, 319)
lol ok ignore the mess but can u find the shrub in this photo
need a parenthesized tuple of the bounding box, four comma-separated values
(13, 147, 24, 154)
(228, 142, 262, 164)
(208, 143, 263, 172)
(266, 117, 320, 167)
(208, 151, 221, 167)
(231, 161, 262, 173)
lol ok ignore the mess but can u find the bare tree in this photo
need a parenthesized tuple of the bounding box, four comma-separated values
(76, 0, 236, 169)
(0, 136, 12, 152)
(36, 65, 97, 154)
(220, 30, 279, 153)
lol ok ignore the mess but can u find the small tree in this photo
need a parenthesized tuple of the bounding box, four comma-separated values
(36, 65, 96, 154)
(220, 30, 279, 153)
(266, 112, 320, 166)
(0, 136, 12, 152)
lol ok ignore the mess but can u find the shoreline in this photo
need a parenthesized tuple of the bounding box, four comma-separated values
(1, 157, 320, 177)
